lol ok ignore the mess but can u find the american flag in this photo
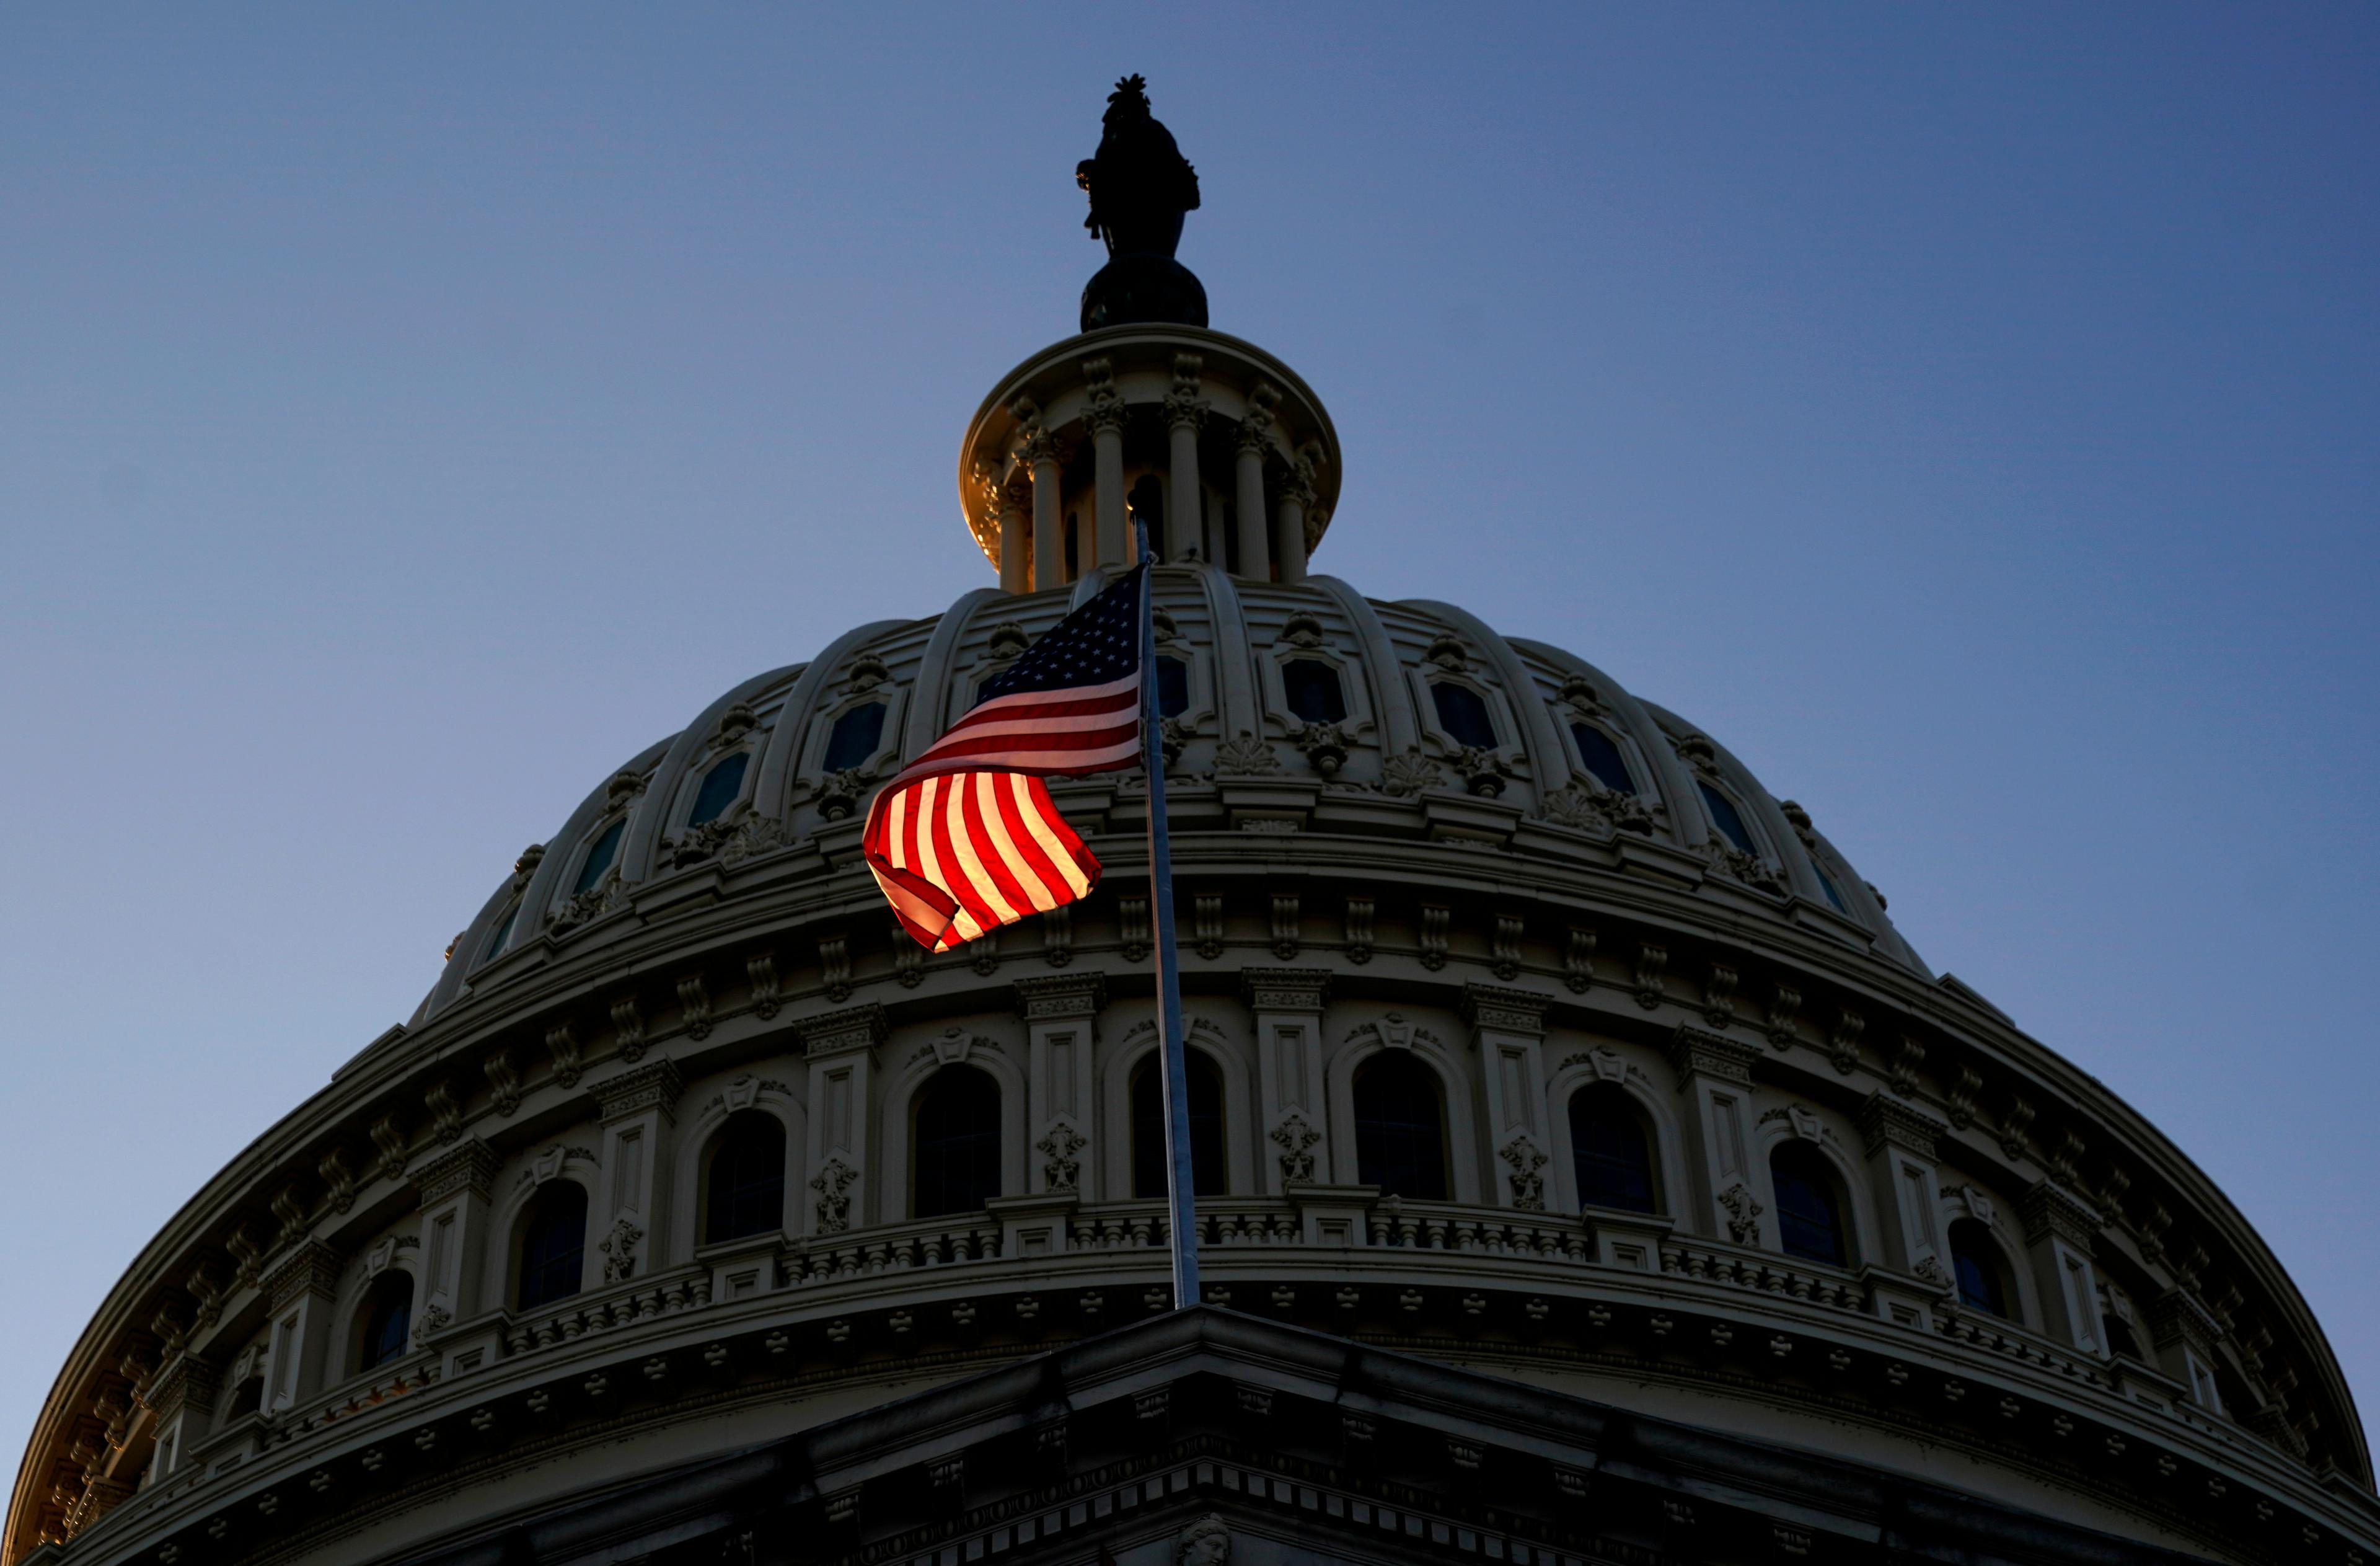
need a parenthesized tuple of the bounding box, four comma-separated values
(864, 565, 1147, 951)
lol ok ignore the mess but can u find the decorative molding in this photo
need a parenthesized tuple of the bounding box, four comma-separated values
(1717, 1182, 1765, 1245)
(1013, 973, 1106, 1023)
(1270, 1112, 1320, 1183)
(1042, 905, 1073, 967)
(1701, 962, 1738, 1029)
(1417, 904, 1450, 970)
(1193, 895, 1224, 960)
(483, 1048, 521, 1117)
(1269, 893, 1301, 960)
(599, 1217, 643, 1283)
(1038, 1122, 1087, 1192)
(262, 1240, 340, 1311)
(592, 1059, 685, 1126)
(798, 1004, 890, 1059)
(1827, 1006, 1865, 1076)
(414, 1141, 499, 1206)
(1242, 967, 1329, 1014)
(545, 1022, 582, 1089)
(677, 973, 713, 1040)
(1858, 1094, 1946, 1159)
(368, 1113, 408, 1183)
(610, 994, 648, 1063)
(1342, 897, 1377, 965)
(2020, 1181, 2103, 1250)
(811, 1156, 858, 1233)
(1632, 942, 1667, 1009)
(1664, 1025, 1761, 1089)
(1500, 1133, 1549, 1210)
(1462, 983, 1550, 1036)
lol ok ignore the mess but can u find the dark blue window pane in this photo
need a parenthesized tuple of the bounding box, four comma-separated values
(1698, 781, 1758, 854)
(1570, 724, 1636, 795)
(1770, 1144, 1846, 1267)
(477, 905, 519, 968)
(914, 1064, 1001, 1217)
(1156, 657, 1191, 719)
(1132, 1051, 1226, 1198)
(689, 751, 749, 826)
(1813, 866, 1850, 914)
(705, 1111, 787, 1243)
(571, 820, 624, 895)
(1284, 659, 1347, 724)
(1570, 1087, 1656, 1213)
(1950, 1220, 2008, 1317)
(1431, 683, 1497, 749)
(1354, 1052, 1447, 1201)
(358, 1276, 413, 1371)
(823, 702, 886, 774)
(517, 1182, 587, 1309)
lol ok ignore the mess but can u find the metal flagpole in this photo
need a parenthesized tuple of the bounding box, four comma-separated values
(1135, 513, 1201, 1309)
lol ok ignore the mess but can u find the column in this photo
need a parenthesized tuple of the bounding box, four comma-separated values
(1276, 460, 1315, 585)
(798, 1005, 886, 1236)
(1026, 430, 1065, 590)
(1237, 426, 1276, 578)
(1166, 353, 1206, 561)
(2020, 1182, 2108, 1355)
(1083, 356, 1127, 568)
(257, 1242, 340, 1413)
(412, 1139, 498, 1332)
(1662, 1025, 1766, 1245)
(997, 476, 1029, 595)
(1464, 984, 1553, 1210)
(591, 1059, 684, 1285)
(1243, 968, 1331, 1197)
(1857, 1093, 1954, 1327)
(143, 1358, 221, 1479)
(1014, 973, 1105, 1201)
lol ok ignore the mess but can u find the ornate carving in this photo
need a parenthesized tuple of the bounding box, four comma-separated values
(815, 768, 870, 821)
(1378, 748, 1442, 798)
(1037, 1123, 1087, 1192)
(1290, 719, 1351, 777)
(610, 994, 647, 1063)
(1042, 905, 1073, 967)
(1176, 1513, 1232, 1566)
(1701, 961, 1738, 1028)
(1463, 983, 1549, 1036)
(889, 922, 924, 987)
(1718, 1182, 1765, 1244)
(797, 1004, 889, 1059)
(1194, 894, 1224, 959)
(483, 1048, 521, 1117)
(1418, 904, 1450, 970)
(1450, 743, 1508, 798)
(1889, 1033, 1926, 1098)
(1828, 1006, 1866, 1076)
(1859, 1094, 1946, 1159)
(599, 1217, 643, 1283)
(226, 1223, 262, 1291)
(664, 815, 740, 868)
(1487, 911, 1524, 980)
(810, 1157, 857, 1233)
(508, 843, 545, 895)
(2021, 1181, 2104, 1249)
(1563, 926, 1597, 993)
(1213, 732, 1280, 776)
(1269, 1112, 1320, 1183)
(425, 1079, 463, 1144)
(317, 1149, 356, 1214)
(544, 1023, 582, 1089)
(1269, 893, 1301, 959)
(1344, 896, 1375, 964)
(1633, 941, 1668, 1009)
(1541, 782, 1654, 834)
(819, 934, 853, 1002)
(1119, 895, 1150, 962)
(2050, 1128, 2086, 1187)
(1765, 982, 1802, 1052)
(1013, 973, 1104, 1022)
(1703, 839, 1787, 896)
(1665, 1025, 1760, 1088)
(593, 1059, 685, 1125)
(369, 1113, 408, 1183)
(1242, 967, 1329, 1014)
(263, 1240, 340, 1311)
(1501, 1135, 1549, 1210)
(716, 812, 787, 867)
(1999, 1094, 2038, 1162)
(1947, 1063, 1981, 1129)
(745, 952, 780, 1019)
(548, 864, 631, 936)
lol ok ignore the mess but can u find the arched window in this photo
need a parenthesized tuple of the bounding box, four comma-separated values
(914, 1064, 1001, 1218)
(477, 904, 519, 968)
(572, 819, 625, 896)
(1696, 781, 1758, 855)
(516, 1181, 588, 1311)
(1769, 1143, 1848, 1266)
(224, 1375, 263, 1422)
(1431, 683, 1498, 750)
(1569, 1085, 1657, 1214)
(1283, 660, 1347, 724)
(1948, 1219, 2010, 1317)
(1156, 657, 1191, 719)
(2103, 1311, 2143, 1360)
(705, 1111, 787, 1244)
(1811, 864, 1851, 914)
(1569, 723, 1637, 795)
(1131, 1051, 1226, 1198)
(354, 1272, 414, 1372)
(823, 702, 887, 774)
(1353, 1052, 1448, 1201)
(689, 751, 751, 826)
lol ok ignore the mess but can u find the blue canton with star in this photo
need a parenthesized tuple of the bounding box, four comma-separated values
(974, 565, 1146, 706)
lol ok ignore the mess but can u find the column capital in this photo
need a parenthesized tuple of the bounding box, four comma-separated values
(2019, 1179, 2104, 1248)
(1858, 1092, 1947, 1159)
(592, 1057, 687, 1124)
(413, 1138, 500, 1206)
(1461, 982, 1551, 1036)
(1663, 1024, 1761, 1089)
(2149, 1288, 2224, 1355)
(1241, 966, 1331, 1013)
(262, 1239, 342, 1311)
(796, 1004, 889, 1061)
(1085, 395, 1129, 438)
(1020, 427, 1066, 468)
(1013, 972, 1106, 1022)
(145, 1355, 221, 1423)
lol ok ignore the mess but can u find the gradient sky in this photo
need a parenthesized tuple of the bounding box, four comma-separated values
(4, 6, 2374, 1484)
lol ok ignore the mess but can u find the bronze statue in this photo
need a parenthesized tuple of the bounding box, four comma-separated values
(1076, 76, 1209, 332)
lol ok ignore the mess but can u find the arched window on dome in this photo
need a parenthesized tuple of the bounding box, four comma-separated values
(1283, 660, 1347, 725)
(1697, 781, 1760, 856)
(571, 819, 625, 896)
(476, 904, 519, 968)
(822, 702, 887, 774)
(1569, 723, 1637, 795)
(1130, 1050, 1226, 1198)
(515, 1181, 588, 1311)
(1948, 1219, 2011, 1318)
(1155, 657, 1191, 719)
(1810, 863, 1852, 915)
(352, 1271, 413, 1373)
(704, 1111, 787, 1244)
(1769, 1143, 1849, 1266)
(913, 1064, 1001, 1218)
(1430, 683, 1499, 751)
(1353, 1052, 1448, 1201)
(1569, 1085, 1657, 1214)
(688, 751, 751, 826)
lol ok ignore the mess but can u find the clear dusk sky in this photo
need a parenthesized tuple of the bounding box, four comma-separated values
(3, 6, 2374, 1483)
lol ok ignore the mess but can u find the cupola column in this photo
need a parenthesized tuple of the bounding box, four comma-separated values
(1235, 425, 1271, 581)
(1026, 431, 1065, 590)
(997, 477, 1030, 595)
(1277, 459, 1315, 585)
(1086, 360, 1128, 568)
(1166, 354, 1207, 561)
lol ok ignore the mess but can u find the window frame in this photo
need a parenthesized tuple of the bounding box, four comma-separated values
(1564, 718, 1647, 798)
(514, 1180, 590, 1312)
(1567, 1082, 1661, 1215)
(1351, 1050, 1453, 1203)
(910, 1063, 1004, 1219)
(702, 1109, 790, 1246)
(1768, 1141, 1854, 1268)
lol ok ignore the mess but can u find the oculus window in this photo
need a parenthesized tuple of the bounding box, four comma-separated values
(1569, 723, 1636, 795)
(688, 751, 750, 826)
(1282, 659, 1348, 725)
(822, 702, 887, 774)
(1431, 683, 1497, 750)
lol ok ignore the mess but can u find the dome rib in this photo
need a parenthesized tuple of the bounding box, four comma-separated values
(618, 663, 804, 884)
(1307, 574, 1421, 756)
(1184, 564, 1261, 744)
(900, 588, 1010, 763)
(748, 619, 910, 821)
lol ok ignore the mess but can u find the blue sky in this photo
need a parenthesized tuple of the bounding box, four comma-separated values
(3, 6, 2374, 1481)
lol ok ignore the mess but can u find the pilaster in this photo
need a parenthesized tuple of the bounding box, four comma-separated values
(413, 1139, 498, 1328)
(799, 1005, 887, 1236)
(257, 1241, 340, 1413)
(1662, 1025, 1764, 1246)
(2021, 1180, 2108, 1355)
(1013, 973, 1106, 1200)
(2149, 1289, 2229, 1411)
(1857, 1094, 1951, 1280)
(591, 1059, 685, 1283)
(1463, 983, 1552, 1210)
(1243, 968, 1330, 1195)
(144, 1356, 221, 1479)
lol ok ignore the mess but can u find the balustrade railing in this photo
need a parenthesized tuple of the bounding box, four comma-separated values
(504, 1267, 716, 1355)
(1657, 1237, 1862, 1311)
(1364, 1200, 1591, 1261)
(783, 1214, 1003, 1285)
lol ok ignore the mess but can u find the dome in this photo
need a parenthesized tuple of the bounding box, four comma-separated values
(15, 84, 2376, 1566)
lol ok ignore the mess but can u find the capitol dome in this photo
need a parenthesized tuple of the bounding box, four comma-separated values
(14, 81, 2376, 1566)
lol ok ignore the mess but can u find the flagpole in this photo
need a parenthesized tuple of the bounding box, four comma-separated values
(1135, 515, 1201, 1310)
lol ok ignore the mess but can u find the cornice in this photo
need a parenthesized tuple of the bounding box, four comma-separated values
(412, 1140, 498, 1206)
(1240, 967, 1329, 1014)
(795, 1004, 889, 1059)
(591, 1059, 686, 1124)
(1011, 973, 1107, 1022)
(2021, 1181, 2106, 1250)
(1460, 981, 1551, 1036)
(1662, 1024, 1761, 1089)
(260, 1240, 340, 1311)
(1858, 1094, 1947, 1160)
